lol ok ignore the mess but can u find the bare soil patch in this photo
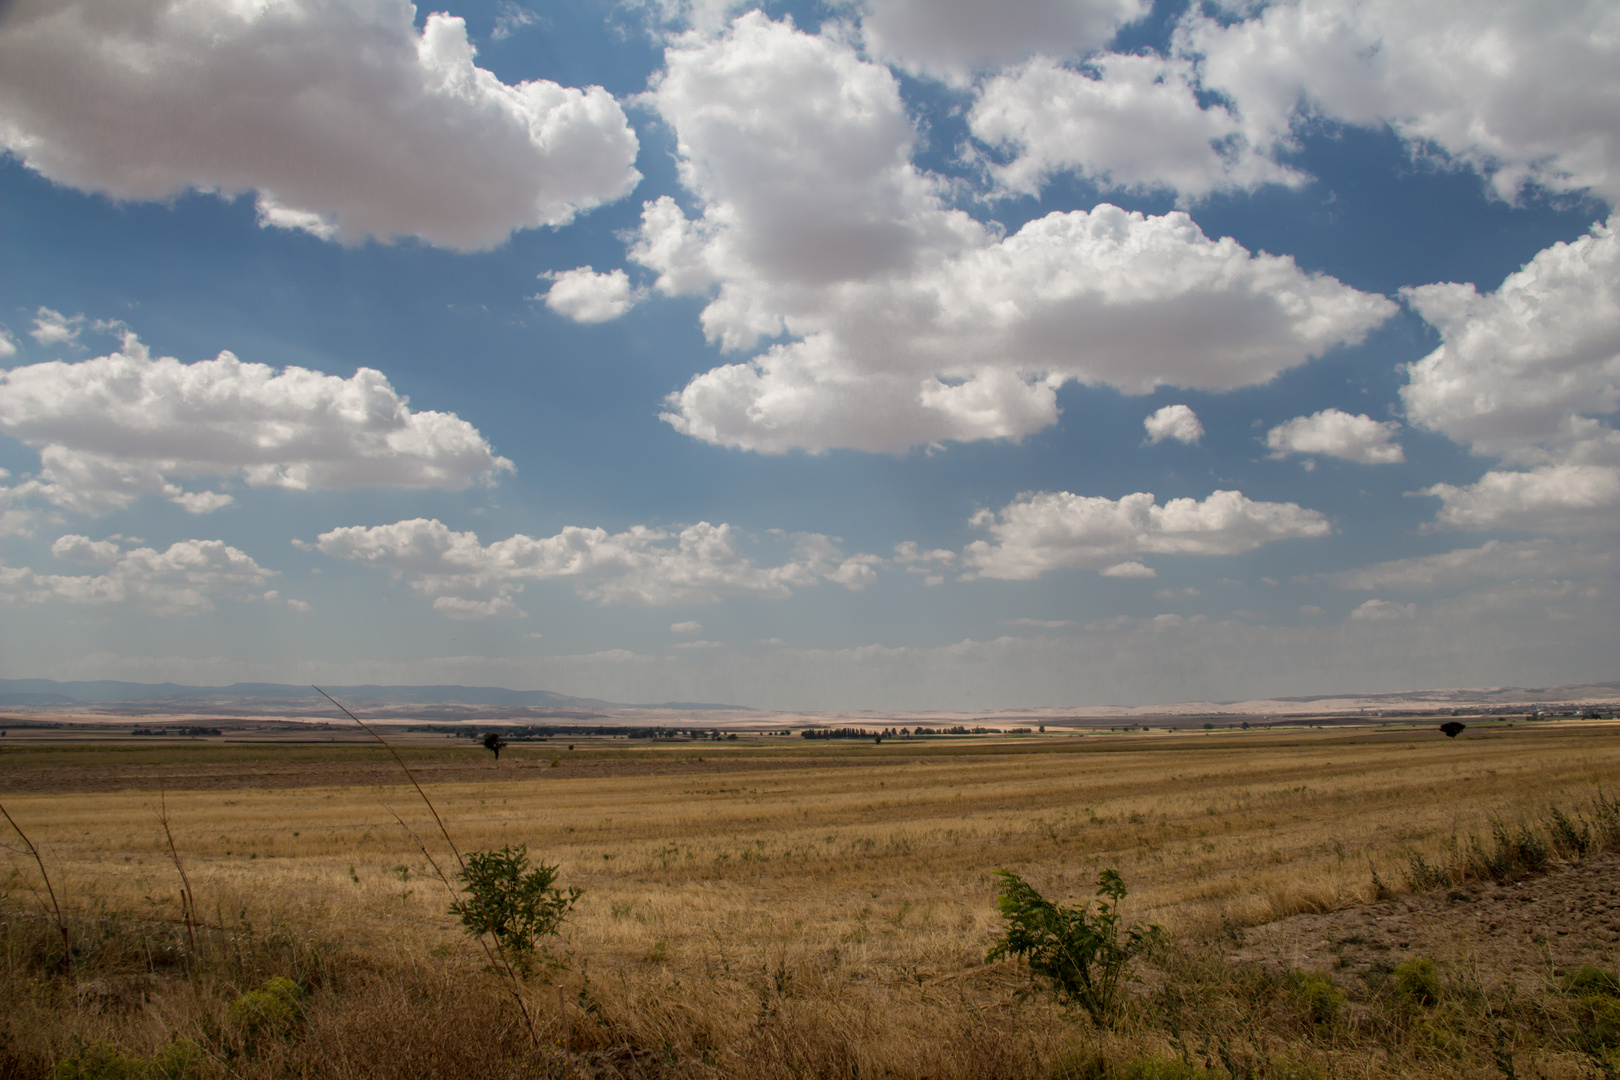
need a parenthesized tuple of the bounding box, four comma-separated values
(1231, 851, 1620, 989)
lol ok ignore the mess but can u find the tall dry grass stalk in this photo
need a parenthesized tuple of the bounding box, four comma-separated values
(312, 686, 545, 1051)
(0, 795, 70, 978)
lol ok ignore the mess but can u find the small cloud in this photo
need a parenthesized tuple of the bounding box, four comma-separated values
(0, 327, 16, 357)
(1101, 561, 1156, 578)
(1350, 599, 1416, 621)
(31, 308, 84, 345)
(170, 489, 235, 514)
(491, 1, 542, 40)
(523, 631, 545, 639)
(1153, 586, 1200, 600)
(541, 266, 641, 323)
(431, 595, 524, 620)
(759, 637, 786, 646)
(1265, 408, 1404, 464)
(1003, 618, 1073, 629)
(1144, 404, 1204, 445)
(287, 598, 312, 612)
(671, 620, 703, 635)
(1298, 604, 1323, 616)
(672, 638, 723, 650)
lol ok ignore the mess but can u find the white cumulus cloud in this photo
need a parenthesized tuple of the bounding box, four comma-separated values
(0, 331, 512, 517)
(1143, 404, 1203, 445)
(30, 308, 83, 346)
(969, 54, 1303, 201)
(314, 517, 879, 614)
(856, 0, 1149, 82)
(0, 0, 640, 250)
(0, 535, 273, 615)
(634, 15, 1392, 454)
(1349, 599, 1415, 622)
(1180, 0, 1620, 204)
(1421, 465, 1620, 534)
(961, 489, 1331, 580)
(1402, 217, 1619, 532)
(670, 620, 704, 635)
(543, 267, 642, 323)
(1265, 408, 1404, 464)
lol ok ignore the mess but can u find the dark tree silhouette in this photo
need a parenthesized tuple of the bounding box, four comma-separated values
(1440, 721, 1466, 738)
(482, 731, 509, 760)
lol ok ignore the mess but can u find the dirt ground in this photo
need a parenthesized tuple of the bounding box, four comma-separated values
(1231, 850, 1620, 989)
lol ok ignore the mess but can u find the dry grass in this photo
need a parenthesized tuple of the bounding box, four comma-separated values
(3, 720, 1617, 1078)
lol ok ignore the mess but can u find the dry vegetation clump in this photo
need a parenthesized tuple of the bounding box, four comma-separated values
(2, 721, 1618, 1078)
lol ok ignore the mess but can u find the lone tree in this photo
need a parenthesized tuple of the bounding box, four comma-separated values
(482, 731, 509, 760)
(1439, 721, 1466, 738)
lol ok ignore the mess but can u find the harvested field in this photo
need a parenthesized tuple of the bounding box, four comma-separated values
(3, 720, 1618, 1078)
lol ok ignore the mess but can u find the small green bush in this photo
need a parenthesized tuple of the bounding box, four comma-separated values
(227, 976, 306, 1037)
(1567, 966, 1620, 999)
(1567, 966, 1620, 1051)
(451, 845, 580, 972)
(1113, 1056, 1223, 1080)
(987, 867, 1163, 1029)
(53, 1039, 200, 1080)
(1288, 970, 1344, 1027)
(1392, 957, 1441, 1007)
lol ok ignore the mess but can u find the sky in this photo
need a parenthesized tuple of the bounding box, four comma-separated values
(0, 0, 1615, 710)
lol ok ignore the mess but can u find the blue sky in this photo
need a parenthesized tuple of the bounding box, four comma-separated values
(0, 0, 1614, 709)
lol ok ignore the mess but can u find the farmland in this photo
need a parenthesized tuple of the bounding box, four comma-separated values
(2, 719, 1617, 1078)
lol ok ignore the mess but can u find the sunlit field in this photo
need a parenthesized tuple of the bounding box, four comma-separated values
(3, 720, 1617, 1078)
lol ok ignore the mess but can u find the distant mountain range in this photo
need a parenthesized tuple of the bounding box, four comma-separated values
(0, 679, 746, 712)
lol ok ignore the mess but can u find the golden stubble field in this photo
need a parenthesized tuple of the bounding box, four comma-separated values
(3, 720, 1618, 1079)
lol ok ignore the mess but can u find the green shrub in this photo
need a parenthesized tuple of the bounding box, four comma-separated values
(1392, 957, 1441, 1007)
(1567, 966, 1620, 1051)
(1288, 970, 1344, 1027)
(1113, 1056, 1222, 1080)
(227, 975, 306, 1037)
(451, 845, 580, 972)
(987, 867, 1164, 1029)
(1567, 966, 1620, 999)
(52, 1039, 200, 1080)
(53, 1042, 141, 1080)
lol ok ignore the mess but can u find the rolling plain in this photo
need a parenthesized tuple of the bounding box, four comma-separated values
(2, 718, 1617, 1078)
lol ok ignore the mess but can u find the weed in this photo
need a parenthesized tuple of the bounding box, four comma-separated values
(1287, 970, 1344, 1028)
(988, 868, 1163, 1029)
(227, 975, 307, 1038)
(52, 1039, 200, 1080)
(449, 845, 579, 973)
(1392, 957, 1441, 1008)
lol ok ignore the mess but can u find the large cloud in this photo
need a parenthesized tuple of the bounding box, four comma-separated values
(961, 488, 1331, 580)
(1, 534, 274, 615)
(1402, 218, 1619, 532)
(0, 0, 640, 249)
(1180, 0, 1620, 204)
(313, 517, 880, 614)
(633, 14, 1392, 453)
(0, 331, 512, 517)
(856, 0, 1148, 82)
(955, 0, 1620, 206)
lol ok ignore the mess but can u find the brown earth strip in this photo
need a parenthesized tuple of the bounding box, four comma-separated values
(1230, 850, 1620, 990)
(0, 751, 913, 794)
